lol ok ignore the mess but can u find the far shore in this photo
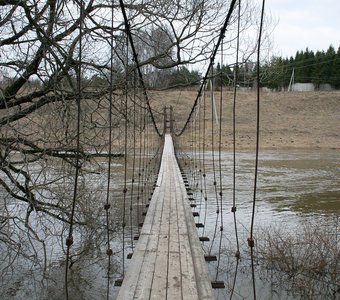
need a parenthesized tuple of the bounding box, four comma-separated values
(149, 90, 340, 151)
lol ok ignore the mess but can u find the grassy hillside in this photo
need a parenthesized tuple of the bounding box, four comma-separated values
(149, 90, 340, 150)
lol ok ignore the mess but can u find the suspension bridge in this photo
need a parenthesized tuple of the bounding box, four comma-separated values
(117, 134, 213, 299)
(113, 0, 264, 296)
(2, 0, 339, 299)
(0, 0, 268, 299)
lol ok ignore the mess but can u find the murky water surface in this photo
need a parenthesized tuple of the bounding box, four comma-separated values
(179, 149, 340, 299)
(1, 150, 339, 299)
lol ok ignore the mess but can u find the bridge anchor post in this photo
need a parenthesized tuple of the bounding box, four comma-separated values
(163, 106, 174, 134)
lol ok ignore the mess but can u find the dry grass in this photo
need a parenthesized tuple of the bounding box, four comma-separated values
(8, 88, 340, 152)
(257, 220, 340, 298)
(149, 89, 340, 150)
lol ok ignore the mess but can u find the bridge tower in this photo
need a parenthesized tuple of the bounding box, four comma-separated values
(163, 106, 174, 134)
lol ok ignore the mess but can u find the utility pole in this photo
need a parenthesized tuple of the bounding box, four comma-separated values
(288, 67, 295, 91)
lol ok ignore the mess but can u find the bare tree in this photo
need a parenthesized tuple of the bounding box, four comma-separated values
(0, 0, 270, 297)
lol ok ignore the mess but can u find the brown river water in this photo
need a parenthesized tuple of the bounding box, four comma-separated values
(1, 149, 339, 299)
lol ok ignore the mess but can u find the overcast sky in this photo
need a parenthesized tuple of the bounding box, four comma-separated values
(266, 0, 340, 58)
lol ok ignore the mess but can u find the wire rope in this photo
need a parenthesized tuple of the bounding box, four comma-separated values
(65, 1, 83, 299)
(141, 113, 147, 215)
(202, 86, 208, 238)
(198, 93, 204, 222)
(190, 114, 195, 195)
(118, 0, 162, 137)
(230, 1, 242, 298)
(249, 1, 266, 299)
(232, 0, 241, 259)
(176, 0, 237, 136)
(129, 70, 138, 254)
(121, 25, 129, 278)
(209, 64, 220, 255)
(146, 113, 151, 210)
(215, 38, 225, 282)
(136, 94, 144, 233)
(104, 2, 115, 298)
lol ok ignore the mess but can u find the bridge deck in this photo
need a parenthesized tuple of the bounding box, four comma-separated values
(117, 134, 213, 299)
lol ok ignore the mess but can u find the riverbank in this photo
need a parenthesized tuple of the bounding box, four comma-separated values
(149, 90, 340, 151)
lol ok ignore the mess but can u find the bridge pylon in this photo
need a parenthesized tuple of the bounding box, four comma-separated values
(163, 106, 174, 134)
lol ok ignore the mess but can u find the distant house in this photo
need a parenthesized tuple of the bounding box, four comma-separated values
(291, 83, 315, 92)
(319, 84, 334, 91)
(289, 83, 335, 91)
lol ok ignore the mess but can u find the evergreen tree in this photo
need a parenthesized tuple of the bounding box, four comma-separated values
(303, 48, 315, 83)
(215, 63, 233, 87)
(332, 47, 340, 88)
(294, 50, 305, 82)
(215, 62, 222, 87)
(313, 50, 326, 88)
(221, 64, 233, 86)
(168, 66, 201, 87)
(263, 44, 340, 90)
(263, 57, 283, 90)
(325, 45, 336, 79)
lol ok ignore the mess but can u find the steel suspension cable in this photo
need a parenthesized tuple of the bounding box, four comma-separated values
(104, 2, 116, 298)
(215, 40, 225, 281)
(190, 115, 195, 193)
(141, 114, 147, 214)
(118, 0, 162, 137)
(65, 1, 84, 299)
(232, 0, 241, 260)
(136, 96, 144, 233)
(209, 65, 220, 255)
(121, 28, 129, 277)
(202, 87, 208, 237)
(129, 70, 138, 254)
(249, 1, 266, 299)
(193, 116, 198, 197)
(176, 0, 237, 136)
(230, 1, 242, 299)
(146, 114, 151, 210)
(198, 94, 204, 222)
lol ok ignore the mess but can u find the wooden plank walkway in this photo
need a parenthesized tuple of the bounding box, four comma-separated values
(117, 134, 213, 300)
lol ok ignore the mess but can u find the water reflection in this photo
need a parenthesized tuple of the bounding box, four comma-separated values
(178, 149, 340, 299)
(1, 149, 339, 299)
(258, 150, 340, 215)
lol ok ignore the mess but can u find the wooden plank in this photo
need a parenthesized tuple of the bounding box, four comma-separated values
(117, 135, 213, 300)
(132, 188, 164, 298)
(169, 137, 213, 299)
(133, 151, 169, 299)
(176, 168, 213, 299)
(117, 144, 166, 300)
(150, 153, 171, 299)
(174, 161, 200, 300)
(167, 162, 182, 300)
(116, 201, 160, 297)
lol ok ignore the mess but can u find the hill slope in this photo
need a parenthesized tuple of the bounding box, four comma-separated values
(149, 90, 340, 150)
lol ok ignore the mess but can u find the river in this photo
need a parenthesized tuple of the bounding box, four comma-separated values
(191, 149, 340, 299)
(1, 150, 339, 299)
